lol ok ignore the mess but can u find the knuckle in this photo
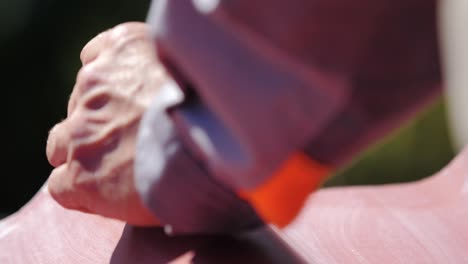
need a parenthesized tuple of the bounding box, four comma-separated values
(80, 31, 109, 62)
(76, 64, 103, 91)
(110, 22, 149, 43)
(111, 23, 133, 38)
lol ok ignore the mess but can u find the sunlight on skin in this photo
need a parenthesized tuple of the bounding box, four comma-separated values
(0, 148, 467, 263)
(1, 2, 467, 262)
(439, 0, 468, 151)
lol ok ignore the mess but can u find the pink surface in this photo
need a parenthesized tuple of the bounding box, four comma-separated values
(1, 148, 467, 263)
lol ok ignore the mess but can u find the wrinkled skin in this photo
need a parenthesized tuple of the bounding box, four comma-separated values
(46, 22, 164, 225)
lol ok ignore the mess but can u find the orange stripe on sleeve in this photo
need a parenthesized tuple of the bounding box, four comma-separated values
(239, 152, 331, 227)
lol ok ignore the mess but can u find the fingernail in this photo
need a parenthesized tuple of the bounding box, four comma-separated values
(46, 125, 66, 167)
(46, 127, 57, 163)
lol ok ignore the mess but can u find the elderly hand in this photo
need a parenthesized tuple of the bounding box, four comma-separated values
(46, 22, 166, 226)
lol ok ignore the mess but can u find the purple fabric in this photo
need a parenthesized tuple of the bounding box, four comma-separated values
(136, 0, 442, 233)
(147, 0, 341, 190)
(147, 0, 441, 169)
(212, 0, 442, 164)
(135, 80, 262, 234)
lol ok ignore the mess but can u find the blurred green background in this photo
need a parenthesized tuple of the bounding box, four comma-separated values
(325, 99, 455, 187)
(0, 0, 455, 216)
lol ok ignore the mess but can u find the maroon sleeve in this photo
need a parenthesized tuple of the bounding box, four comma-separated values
(209, 0, 443, 165)
(147, 0, 441, 181)
(134, 0, 442, 233)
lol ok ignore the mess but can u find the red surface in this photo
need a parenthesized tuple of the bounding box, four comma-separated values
(1, 148, 467, 263)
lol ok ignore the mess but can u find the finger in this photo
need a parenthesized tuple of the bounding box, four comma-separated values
(80, 30, 111, 65)
(47, 109, 91, 167)
(48, 164, 94, 214)
(48, 165, 80, 210)
(46, 122, 71, 167)
(68, 63, 105, 115)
